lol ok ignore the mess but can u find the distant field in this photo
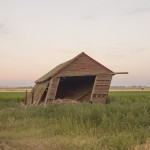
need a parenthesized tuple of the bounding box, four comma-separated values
(0, 86, 150, 92)
(110, 86, 150, 91)
(0, 91, 150, 150)
(0, 87, 32, 92)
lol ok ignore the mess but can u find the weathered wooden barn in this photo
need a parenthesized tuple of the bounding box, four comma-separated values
(26, 52, 127, 105)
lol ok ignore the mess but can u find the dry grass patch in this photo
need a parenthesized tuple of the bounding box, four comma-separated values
(132, 139, 150, 150)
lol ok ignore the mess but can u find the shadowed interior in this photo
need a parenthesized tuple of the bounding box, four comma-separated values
(55, 76, 95, 101)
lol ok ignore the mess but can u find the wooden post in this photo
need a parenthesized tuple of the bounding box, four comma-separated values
(31, 89, 34, 104)
(90, 76, 97, 102)
(44, 77, 60, 106)
(24, 90, 27, 105)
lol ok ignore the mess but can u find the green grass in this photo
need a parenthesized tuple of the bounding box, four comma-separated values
(0, 92, 25, 108)
(0, 92, 150, 150)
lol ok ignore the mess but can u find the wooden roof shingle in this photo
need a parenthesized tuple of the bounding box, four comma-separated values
(35, 60, 72, 83)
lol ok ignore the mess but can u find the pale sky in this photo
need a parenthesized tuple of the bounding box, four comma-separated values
(0, 0, 150, 86)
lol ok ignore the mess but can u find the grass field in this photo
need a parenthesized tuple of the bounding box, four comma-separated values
(0, 92, 150, 150)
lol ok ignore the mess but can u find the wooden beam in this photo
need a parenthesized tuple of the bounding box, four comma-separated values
(44, 77, 60, 106)
(90, 76, 98, 102)
(24, 90, 27, 105)
(52, 77, 60, 103)
(31, 89, 34, 104)
(76, 91, 90, 101)
(44, 79, 52, 106)
(35, 83, 49, 106)
(108, 72, 128, 75)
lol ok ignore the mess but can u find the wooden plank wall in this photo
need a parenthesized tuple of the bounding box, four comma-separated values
(90, 74, 112, 103)
(26, 82, 48, 104)
(55, 54, 109, 77)
(44, 77, 60, 105)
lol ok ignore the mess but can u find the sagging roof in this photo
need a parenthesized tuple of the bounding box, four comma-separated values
(35, 60, 72, 83)
(35, 52, 113, 83)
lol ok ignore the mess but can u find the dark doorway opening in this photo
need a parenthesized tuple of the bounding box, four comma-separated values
(55, 76, 95, 102)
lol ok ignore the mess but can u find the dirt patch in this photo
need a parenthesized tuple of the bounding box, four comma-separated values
(13, 140, 49, 150)
(3, 139, 70, 150)
(132, 139, 150, 150)
(53, 99, 80, 105)
(0, 141, 13, 150)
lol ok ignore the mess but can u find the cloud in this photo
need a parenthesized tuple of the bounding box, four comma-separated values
(82, 16, 96, 20)
(129, 8, 150, 14)
(134, 47, 148, 53)
(0, 19, 8, 28)
(0, 19, 9, 35)
(0, 51, 11, 59)
(0, 23, 5, 28)
(106, 54, 127, 59)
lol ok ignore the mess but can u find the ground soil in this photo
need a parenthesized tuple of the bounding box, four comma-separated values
(132, 139, 150, 150)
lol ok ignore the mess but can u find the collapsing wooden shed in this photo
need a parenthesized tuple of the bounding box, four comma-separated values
(26, 52, 127, 105)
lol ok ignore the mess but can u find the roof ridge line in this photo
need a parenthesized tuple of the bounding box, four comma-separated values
(50, 52, 85, 77)
(35, 52, 113, 83)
